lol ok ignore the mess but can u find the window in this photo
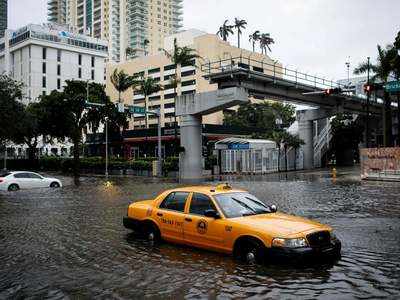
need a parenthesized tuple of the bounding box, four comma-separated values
(148, 67, 160, 74)
(91, 69, 95, 80)
(164, 64, 176, 71)
(28, 173, 42, 179)
(42, 76, 46, 88)
(57, 64, 61, 76)
(42, 62, 46, 74)
(57, 78, 61, 90)
(181, 70, 195, 77)
(164, 93, 176, 99)
(14, 173, 31, 179)
(181, 80, 196, 87)
(57, 50, 61, 62)
(78, 68, 82, 78)
(42, 47, 46, 59)
(159, 192, 189, 212)
(91, 56, 95, 67)
(189, 193, 217, 216)
(78, 54, 82, 65)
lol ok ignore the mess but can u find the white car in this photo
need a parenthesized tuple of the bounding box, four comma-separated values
(0, 171, 63, 191)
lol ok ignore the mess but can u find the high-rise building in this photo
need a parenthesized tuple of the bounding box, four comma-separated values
(0, 0, 7, 38)
(47, 0, 67, 24)
(48, 0, 183, 62)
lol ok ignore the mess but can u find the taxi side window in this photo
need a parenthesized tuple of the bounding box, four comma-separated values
(189, 193, 217, 216)
(159, 192, 189, 212)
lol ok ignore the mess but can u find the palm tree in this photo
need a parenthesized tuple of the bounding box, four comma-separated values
(126, 47, 135, 60)
(249, 30, 260, 52)
(234, 18, 247, 48)
(143, 39, 150, 56)
(272, 131, 288, 172)
(259, 33, 275, 54)
(164, 38, 200, 150)
(285, 134, 305, 171)
(354, 45, 397, 146)
(136, 76, 163, 128)
(217, 20, 234, 42)
(110, 69, 135, 103)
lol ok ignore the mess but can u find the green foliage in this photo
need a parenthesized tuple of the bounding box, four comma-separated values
(110, 69, 137, 102)
(136, 76, 163, 98)
(217, 20, 234, 41)
(0, 75, 25, 145)
(223, 101, 296, 137)
(234, 18, 247, 48)
(331, 114, 364, 152)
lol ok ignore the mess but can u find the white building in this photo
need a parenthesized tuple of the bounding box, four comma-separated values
(47, 0, 183, 62)
(0, 23, 108, 104)
(0, 23, 108, 157)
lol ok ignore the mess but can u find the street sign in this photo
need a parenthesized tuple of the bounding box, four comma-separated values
(385, 81, 400, 93)
(129, 106, 146, 115)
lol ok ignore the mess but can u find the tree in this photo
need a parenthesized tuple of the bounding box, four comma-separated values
(330, 114, 364, 166)
(217, 20, 234, 42)
(110, 69, 136, 103)
(354, 45, 397, 146)
(391, 31, 400, 145)
(285, 134, 305, 171)
(271, 131, 289, 172)
(249, 30, 260, 52)
(259, 33, 275, 54)
(41, 80, 128, 184)
(223, 101, 296, 137)
(234, 18, 247, 48)
(164, 38, 200, 150)
(13, 102, 47, 161)
(135, 76, 163, 128)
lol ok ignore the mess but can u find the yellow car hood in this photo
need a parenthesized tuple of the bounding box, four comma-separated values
(230, 212, 331, 238)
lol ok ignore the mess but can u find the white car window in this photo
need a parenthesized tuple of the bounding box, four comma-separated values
(14, 173, 31, 179)
(29, 173, 43, 179)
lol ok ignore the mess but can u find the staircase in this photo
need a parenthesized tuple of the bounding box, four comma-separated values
(313, 120, 332, 168)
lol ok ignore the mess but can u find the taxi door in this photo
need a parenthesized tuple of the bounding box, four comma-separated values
(155, 191, 189, 243)
(183, 193, 228, 252)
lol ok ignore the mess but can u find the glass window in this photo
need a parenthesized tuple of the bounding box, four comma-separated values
(189, 193, 217, 216)
(78, 68, 82, 78)
(28, 173, 42, 179)
(14, 173, 31, 179)
(159, 192, 189, 212)
(57, 50, 61, 62)
(57, 78, 61, 90)
(78, 54, 82, 65)
(42, 47, 46, 60)
(214, 192, 271, 218)
(57, 64, 61, 76)
(42, 76, 46, 88)
(91, 69, 95, 80)
(42, 62, 46, 74)
(91, 56, 95, 67)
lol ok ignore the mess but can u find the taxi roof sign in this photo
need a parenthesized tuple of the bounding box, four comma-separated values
(215, 183, 232, 191)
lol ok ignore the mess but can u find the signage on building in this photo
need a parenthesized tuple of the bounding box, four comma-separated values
(129, 106, 146, 115)
(228, 143, 250, 150)
(385, 81, 400, 93)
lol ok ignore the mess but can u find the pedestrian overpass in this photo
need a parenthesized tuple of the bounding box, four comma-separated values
(176, 57, 397, 181)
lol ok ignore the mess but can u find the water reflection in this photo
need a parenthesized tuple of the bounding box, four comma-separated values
(0, 172, 399, 299)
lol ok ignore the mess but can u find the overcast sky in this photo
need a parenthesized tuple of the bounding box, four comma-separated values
(8, 0, 400, 80)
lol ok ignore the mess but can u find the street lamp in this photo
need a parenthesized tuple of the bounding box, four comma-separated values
(345, 57, 350, 87)
(105, 116, 109, 180)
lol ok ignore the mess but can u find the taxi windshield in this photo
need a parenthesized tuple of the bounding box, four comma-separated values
(214, 192, 271, 218)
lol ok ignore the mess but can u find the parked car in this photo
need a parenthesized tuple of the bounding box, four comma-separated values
(123, 184, 341, 264)
(0, 171, 63, 191)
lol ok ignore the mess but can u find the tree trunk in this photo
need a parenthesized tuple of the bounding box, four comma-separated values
(27, 146, 36, 162)
(294, 148, 297, 171)
(252, 42, 255, 52)
(383, 91, 393, 147)
(397, 92, 400, 146)
(277, 146, 281, 172)
(173, 67, 179, 155)
(145, 96, 148, 129)
(284, 145, 288, 172)
(238, 33, 240, 48)
(72, 131, 81, 186)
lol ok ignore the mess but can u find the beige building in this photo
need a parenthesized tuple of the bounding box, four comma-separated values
(106, 29, 279, 129)
(47, 0, 183, 62)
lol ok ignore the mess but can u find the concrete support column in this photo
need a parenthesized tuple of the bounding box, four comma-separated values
(179, 114, 202, 182)
(298, 119, 314, 170)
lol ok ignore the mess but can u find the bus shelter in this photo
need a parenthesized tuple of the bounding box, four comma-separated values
(215, 138, 279, 174)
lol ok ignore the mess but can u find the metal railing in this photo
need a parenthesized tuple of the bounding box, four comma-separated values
(201, 56, 346, 91)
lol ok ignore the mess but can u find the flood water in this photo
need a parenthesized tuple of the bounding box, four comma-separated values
(1, 170, 400, 299)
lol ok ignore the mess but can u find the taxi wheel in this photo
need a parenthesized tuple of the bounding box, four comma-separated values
(144, 222, 161, 243)
(235, 238, 265, 265)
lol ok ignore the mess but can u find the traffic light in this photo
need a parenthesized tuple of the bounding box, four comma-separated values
(324, 88, 341, 95)
(364, 84, 372, 93)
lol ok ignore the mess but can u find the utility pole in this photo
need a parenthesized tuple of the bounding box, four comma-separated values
(105, 117, 109, 180)
(157, 109, 163, 177)
(345, 57, 350, 87)
(366, 57, 371, 148)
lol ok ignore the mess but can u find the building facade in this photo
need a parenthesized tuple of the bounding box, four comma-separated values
(0, 23, 108, 104)
(48, 0, 183, 62)
(0, 0, 7, 38)
(105, 30, 278, 130)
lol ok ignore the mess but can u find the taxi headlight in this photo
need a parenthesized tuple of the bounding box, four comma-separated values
(272, 237, 308, 248)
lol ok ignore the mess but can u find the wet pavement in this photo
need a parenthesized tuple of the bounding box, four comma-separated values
(1, 169, 400, 299)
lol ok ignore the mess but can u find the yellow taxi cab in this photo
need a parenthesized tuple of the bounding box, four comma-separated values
(123, 184, 341, 264)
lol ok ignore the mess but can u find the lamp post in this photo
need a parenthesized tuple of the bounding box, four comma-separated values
(156, 109, 162, 177)
(366, 56, 371, 148)
(105, 116, 109, 180)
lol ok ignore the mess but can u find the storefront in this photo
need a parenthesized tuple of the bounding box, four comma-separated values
(215, 138, 279, 174)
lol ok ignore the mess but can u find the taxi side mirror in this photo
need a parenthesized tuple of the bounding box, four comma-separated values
(204, 209, 220, 219)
